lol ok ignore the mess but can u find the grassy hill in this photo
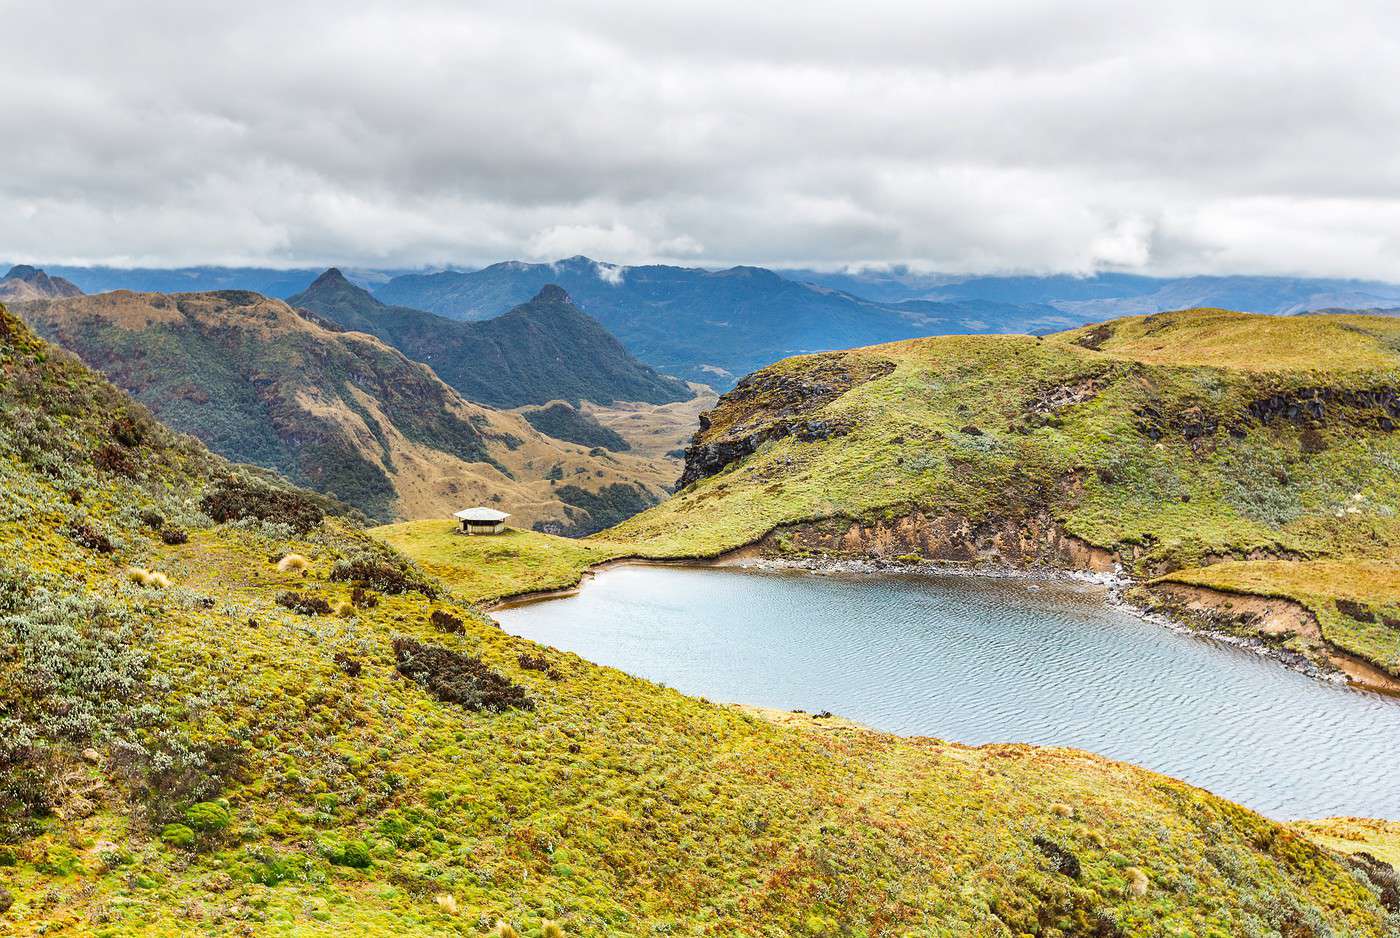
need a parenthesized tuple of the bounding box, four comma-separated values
(386, 310, 1400, 687)
(12, 290, 676, 530)
(2, 302, 1397, 934)
(290, 271, 691, 408)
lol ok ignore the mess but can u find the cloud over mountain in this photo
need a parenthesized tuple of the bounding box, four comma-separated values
(3, 1, 1399, 277)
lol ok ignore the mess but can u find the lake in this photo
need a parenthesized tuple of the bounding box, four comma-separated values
(496, 564, 1400, 820)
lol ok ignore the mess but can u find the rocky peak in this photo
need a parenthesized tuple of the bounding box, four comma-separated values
(0, 265, 83, 300)
(531, 283, 572, 305)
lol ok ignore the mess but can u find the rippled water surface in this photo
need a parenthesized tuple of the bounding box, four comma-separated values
(496, 565, 1400, 819)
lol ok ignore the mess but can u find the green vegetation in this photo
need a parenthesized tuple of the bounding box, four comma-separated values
(520, 402, 631, 451)
(373, 523, 626, 604)
(501, 309, 1398, 681)
(3, 301, 1395, 934)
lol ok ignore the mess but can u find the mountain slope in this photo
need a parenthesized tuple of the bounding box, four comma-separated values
(601, 309, 1400, 685)
(0, 264, 83, 302)
(373, 256, 1072, 385)
(290, 269, 691, 407)
(13, 290, 676, 529)
(1, 300, 1392, 935)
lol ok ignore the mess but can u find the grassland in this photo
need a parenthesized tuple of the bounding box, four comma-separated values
(4, 304, 1398, 935)
(374, 524, 628, 605)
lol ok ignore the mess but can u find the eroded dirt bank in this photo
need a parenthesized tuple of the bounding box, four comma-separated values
(1141, 582, 1400, 696)
(755, 509, 1118, 572)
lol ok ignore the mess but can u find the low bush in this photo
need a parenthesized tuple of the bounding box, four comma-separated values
(517, 653, 562, 680)
(200, 477, 325, 534)
(392, 638, 533, 712)
(330, 549, 437, 597)
(92, 443, 137, 477)
(67, 522, 115, 554)
(183, 801, 231, 834)
(275, 591, 332, 616)
(430, 610, 465, 633)
(159, 528, 188, 546)
(333, 652, 362, 677)
(159, 823, 195, 849)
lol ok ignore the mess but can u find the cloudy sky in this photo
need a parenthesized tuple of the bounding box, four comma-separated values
(4, 0, 1399, 276)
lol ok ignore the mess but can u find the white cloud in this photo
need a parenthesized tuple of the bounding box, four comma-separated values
(1, 0, 1399, 277)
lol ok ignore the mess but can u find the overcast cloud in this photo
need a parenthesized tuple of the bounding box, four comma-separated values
(3, 0, 1399, 276)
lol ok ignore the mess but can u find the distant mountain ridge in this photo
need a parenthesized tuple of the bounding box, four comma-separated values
(0, 265, 83, 302)
(289, 269, 691, 408)
(371, 256, 1076, 385)
(787, 268, 1400, 317)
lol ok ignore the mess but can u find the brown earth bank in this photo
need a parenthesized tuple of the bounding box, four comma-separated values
(755, 508, 1119, 572)
(1139, 582, 1400, 696)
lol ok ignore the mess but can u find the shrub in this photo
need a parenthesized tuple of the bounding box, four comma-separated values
(350, 587, 378, 609)
(339, 840, 371, 869)
(276, 591, 332, 616)
(160, 823, 195, 849)
(139, 510, 165, 529)
(518, 653, 562, 680)
(276, 553, 310, 574)
(184, 801, 231, 833)
(392, 638, 533, 712)
(68, 522, 115, 553)
(330, 550, 437, 597)
(430, 610, 465, 634)
(333, 652, 362, 677)
(247, 849, 298, 886)
(159, 528, 188, 546)
(200, 477, 325, 534)
(92, 443, 137, 476)
(109, 413, 148, 448)
(1032, 834, 1081, 879)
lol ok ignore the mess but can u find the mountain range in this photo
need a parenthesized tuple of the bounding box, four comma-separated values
(12, 289, 678, 528)
(289, 269, 690, 407)
(371, 256, 1080, 384)
(24, 257, 1400, 388)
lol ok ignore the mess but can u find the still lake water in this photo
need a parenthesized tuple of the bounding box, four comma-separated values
(496, 564, 1400, 819)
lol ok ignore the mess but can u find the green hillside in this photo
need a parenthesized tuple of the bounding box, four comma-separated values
(422, 309, 1398, 684)
(2, 304, 1396, 934)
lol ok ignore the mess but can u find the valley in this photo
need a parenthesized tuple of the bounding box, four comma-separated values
(11, 289, 680, 532)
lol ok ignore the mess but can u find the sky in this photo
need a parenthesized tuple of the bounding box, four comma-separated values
(3, 0, 1400, 277)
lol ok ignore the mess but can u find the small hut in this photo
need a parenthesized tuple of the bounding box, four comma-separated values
(453, 506, 510, 535)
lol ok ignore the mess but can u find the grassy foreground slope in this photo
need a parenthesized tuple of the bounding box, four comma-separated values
(1, 312, 1396, 935)
(582, 310, 1399, 680)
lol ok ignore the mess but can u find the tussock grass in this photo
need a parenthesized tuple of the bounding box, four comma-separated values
(276, 552, 310, 573)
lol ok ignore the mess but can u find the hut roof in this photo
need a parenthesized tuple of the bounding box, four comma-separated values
(453, 507, 510, 522)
